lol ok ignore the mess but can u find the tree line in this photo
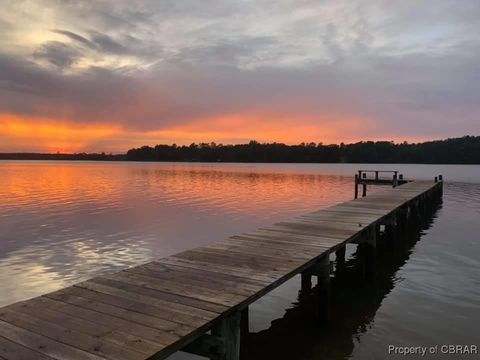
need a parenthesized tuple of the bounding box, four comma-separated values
(126, 136, 480, 164)
(1, 136, 479, 163)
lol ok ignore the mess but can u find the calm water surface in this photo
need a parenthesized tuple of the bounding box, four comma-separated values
(0, 161, 479, 359)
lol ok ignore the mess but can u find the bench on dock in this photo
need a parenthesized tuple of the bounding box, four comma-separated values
(0, 178, 443, 360)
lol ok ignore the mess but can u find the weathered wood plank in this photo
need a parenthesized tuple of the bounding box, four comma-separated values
(222, 236, 331, 254)
(12, 296, 175, 346)
(134, 263, 264, 296)
(0, 336, 55, 360)
(44, 291, 194, 338)
(173, 249, 298, 275)
(149, 261, 268, 288)
(0, 320, 104, 360)
(7, 300, 161, 356)
(154, 257, 278, 284)
(126, 266, 257, 299)
(243, 230, 343, 247)
(0, 308, 144, 360)
(103, 270, 248, 308)
(76, 279, 220, 322)
(205, 241, 317, 261)
(63, 285, 208, 328)
(90, 276, 228, 314)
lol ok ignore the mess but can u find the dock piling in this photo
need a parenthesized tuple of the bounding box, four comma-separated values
(335, 246, 346, 272)
(301, 272, 312, 292)
(316, 256, 331, 325)
(211, 312, 241, 360)
(354, 174, 359, 199)
(360, 226, 377, 279)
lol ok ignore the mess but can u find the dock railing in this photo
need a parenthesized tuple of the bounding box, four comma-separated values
(354, 170, 409, 199)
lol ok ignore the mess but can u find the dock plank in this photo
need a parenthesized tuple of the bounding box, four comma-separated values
(0, 309, 143, 360)
(0, 336, 55, 360)
(0, 320, 104, 360)
(7, 299, 161, 356)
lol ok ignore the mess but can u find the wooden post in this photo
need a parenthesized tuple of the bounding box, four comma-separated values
(354, 174, 359, 199)
(240, 308, 249, 337)
(211, 312, 241, 360)
(363, 226, 377, 279)
(396, 207, 409, 253)
(240, 307, 249, 357)
(375, 171, 379, 181)
(414, 200, 421, 222)
(335, 246, 346, 272)
(301, 272, 312, 292)
(316, 256, 330, 325)
(384, 215, 397, 252)
(362, 183, 367, 197)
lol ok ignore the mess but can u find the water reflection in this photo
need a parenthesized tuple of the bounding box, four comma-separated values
(245, 198, 443, 360)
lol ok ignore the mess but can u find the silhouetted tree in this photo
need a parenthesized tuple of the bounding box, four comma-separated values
(2, 136, 479, 164)
(124, 136, 480, 164)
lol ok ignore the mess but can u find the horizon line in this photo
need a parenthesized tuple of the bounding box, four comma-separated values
(0, 135, 478, 155)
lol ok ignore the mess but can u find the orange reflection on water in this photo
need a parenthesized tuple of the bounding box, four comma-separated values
(0, 161, 357, 306)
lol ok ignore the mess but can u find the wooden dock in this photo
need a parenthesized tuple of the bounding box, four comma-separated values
(0, 177, 443, 360)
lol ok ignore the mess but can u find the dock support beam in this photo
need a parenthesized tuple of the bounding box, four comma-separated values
(239, 307, 249, 358)
(354, 174, 359, 199)
(383, 215, 398, 252)
(335, 246, 346, 275)
(211, 312, 241, 360)
(301, 272, 312, 292)
(300, 255, 331, 324)
(360, 226, 377, 279)
(316, 256, 330, 325)
(183, 334, 225, 360)
(335, 246, 346, 266)
(183, 312, 242, 360)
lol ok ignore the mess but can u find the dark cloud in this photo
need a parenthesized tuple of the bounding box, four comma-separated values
(54, 29, 134, 56)
(175, 36, 278, 67)
(33, 41, 82, 69)
(89, 31, 130, 55)
(53, 30, 94, 49)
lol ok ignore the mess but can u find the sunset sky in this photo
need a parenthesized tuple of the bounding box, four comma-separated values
(1, 0, 479, 153)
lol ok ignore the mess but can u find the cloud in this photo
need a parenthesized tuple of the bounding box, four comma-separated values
(33, 41, 82, 69)
(88, 31, 129, 54)
(53, 30, 94, 49)
(0, 0, 479, 152)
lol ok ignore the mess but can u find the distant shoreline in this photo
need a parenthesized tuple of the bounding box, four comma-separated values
(1, 136, 480, 164)
(1, 158, 480, 165)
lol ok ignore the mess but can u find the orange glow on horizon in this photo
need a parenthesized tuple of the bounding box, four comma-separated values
(0, 112, 429, 153)
(0, 114, 121, 153)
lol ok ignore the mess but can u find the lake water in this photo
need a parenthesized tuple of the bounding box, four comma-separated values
(1, 161, 479, 359)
